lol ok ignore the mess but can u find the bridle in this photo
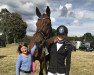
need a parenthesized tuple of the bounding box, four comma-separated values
(37, 30, 47, 40)
(37, 16, 51, 38)
(36, 16, 51, 47)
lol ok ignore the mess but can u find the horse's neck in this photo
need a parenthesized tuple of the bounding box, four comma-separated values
(47, 36, 57, 45)
(29, 37, 36, 48)
(29, 32, 42, 49)
(29, 27, 52, 49)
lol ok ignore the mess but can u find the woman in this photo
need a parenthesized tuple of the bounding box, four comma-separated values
(48, 25, 72, 75)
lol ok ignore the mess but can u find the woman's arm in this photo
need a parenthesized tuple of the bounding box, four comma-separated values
(30, 45, 37, 55)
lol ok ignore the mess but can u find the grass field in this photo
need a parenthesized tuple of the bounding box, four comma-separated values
(0, 44, 94, 75)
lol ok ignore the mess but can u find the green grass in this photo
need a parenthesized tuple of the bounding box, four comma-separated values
(0, 44, 94, 75)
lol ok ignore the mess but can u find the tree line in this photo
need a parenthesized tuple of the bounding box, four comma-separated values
(0, 8, 94, 44)
(51, 29, 94, 42)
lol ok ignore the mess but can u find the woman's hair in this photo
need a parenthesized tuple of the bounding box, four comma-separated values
(17, 42, 28, 54)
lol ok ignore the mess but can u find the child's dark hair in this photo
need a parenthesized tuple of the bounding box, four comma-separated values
(17, 42, 28, 54)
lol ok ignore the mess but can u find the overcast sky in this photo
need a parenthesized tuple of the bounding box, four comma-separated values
(0, 0, 94, 37)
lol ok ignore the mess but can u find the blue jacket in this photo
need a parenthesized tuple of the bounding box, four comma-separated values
(16, 45, 36, 75)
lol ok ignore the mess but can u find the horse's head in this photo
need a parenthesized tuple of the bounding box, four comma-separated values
(36, 6, 52, 39)
(29, 6, 52, 50)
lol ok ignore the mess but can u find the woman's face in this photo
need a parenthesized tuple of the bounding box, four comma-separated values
(21, 46, 28, 54)
(57, 36, 65, 41)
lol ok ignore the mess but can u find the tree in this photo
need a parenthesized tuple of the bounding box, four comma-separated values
(51, 28, 57, 37)
(10, 13, 27, 43)
(82, 33, 93, 42)
(0, 8, 27, 43)
(0, 8, 11, 43)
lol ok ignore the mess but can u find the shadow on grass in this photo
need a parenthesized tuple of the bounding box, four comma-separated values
(0, 55, 6, 59)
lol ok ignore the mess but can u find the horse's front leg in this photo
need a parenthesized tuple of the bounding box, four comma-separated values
(44, 56, 49, 75)
(39, 60, 45, 75)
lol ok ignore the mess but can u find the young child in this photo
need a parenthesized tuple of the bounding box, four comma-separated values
(16, 42, 36, 75)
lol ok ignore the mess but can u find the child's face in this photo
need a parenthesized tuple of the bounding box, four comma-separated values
(21, 46, 28, 54)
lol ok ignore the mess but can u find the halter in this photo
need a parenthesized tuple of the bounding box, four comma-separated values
(37, 30, 47, 40)
(37, 15, 51, 39)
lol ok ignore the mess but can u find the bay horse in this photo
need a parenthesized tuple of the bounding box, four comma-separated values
(29, 6, 52, 75)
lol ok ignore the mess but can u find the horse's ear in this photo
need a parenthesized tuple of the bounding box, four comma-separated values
(46, 6, 50, 17)
(36, 7, 41, 17)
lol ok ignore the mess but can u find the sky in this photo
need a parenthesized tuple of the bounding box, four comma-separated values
(0, 0, 94, 37)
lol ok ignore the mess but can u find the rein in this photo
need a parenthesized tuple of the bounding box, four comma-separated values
(37, 30, 47, 41)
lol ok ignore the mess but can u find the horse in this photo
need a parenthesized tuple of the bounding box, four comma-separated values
(29, 6, 52, 75)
